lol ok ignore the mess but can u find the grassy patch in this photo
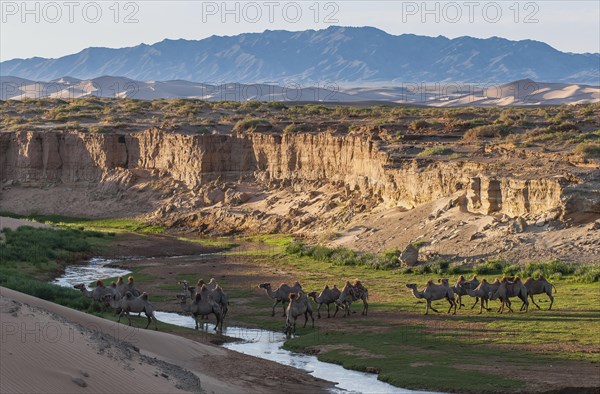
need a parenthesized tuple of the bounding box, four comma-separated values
(417, 147, 454, 157)
(0, 212, 165, 234)
(575, 143, 600, 159)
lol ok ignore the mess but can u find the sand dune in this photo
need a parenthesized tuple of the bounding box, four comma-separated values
(0, 287, 331, 394)
(1, 76, 597, 106)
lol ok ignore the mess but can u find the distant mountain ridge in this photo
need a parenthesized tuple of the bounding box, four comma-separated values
(2, 76, 598, 106)
(1, 26, 599, 84)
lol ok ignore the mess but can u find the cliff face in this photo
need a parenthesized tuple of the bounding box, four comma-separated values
(0, 129, 591, 218)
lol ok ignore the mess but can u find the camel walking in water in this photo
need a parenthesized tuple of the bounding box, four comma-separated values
(285, 291, 314, 339)
(259, 282, 303, 317)
(523, 275, 556, 310)
(308, 285, 341, 318)
(489, 277, 529, 313)
(177, 285, 223, 331)
(406, 279, 456, 315)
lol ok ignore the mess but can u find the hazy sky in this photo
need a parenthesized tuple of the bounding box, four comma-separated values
(1, 1, 599, 61)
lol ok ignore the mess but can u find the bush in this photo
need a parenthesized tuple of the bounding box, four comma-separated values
(409, 119, 429, 131)
(521, 260, 575, 278)
(417, 147, 454, 157)
(575, 143, 600, 159)
(463, 124, 510, 140)
(233, 118, 271, 132)
(474, 259, 508, 275)
(503, 264, 521, 276)
(574, 266, 600, 283)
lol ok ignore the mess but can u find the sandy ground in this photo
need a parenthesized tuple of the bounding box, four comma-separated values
(0, 287, 332, 394)
(0, 216, 50, 230)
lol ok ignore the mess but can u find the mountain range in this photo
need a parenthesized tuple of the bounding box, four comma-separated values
(1, 26, 599, 84)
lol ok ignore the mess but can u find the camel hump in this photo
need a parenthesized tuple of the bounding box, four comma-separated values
(471, 275, 478, 280)
(333, 284, 338, 288)
(96, 280, 104, 287)
(197, 279, 205, 285)
(481, 278, 487, 283)
(294, 281, 302, 288)
(128, 276, 134, 283)
(324, 285, 330, 290)
(426, 279, 433, 285)
(514, 276, 521, 283)
(117, 276, 123, 284)
(141, 293, 148, 301)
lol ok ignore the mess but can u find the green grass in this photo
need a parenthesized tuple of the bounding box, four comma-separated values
(417, 147, 454, 157)
(0, 212, 165, 234)
(178, 236, 238, 250)
(284, 325, 524, 392)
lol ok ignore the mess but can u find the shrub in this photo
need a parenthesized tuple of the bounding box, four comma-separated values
(503, 264, 521, 276)
(574, 266, 600, 283)
(474, 259, 508, 275)
(233, 118, 271, 132)
(521, 260, 575, 278)
(409, 119, 429, 131)
(574, 143, 600, 159)
(417, 147, 454, 157)
(463, 124, 510, 140)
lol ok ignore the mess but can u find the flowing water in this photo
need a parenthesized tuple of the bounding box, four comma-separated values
(54, 258, 438, 394)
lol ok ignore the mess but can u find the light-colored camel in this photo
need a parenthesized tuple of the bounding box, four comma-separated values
(285, 291, 314, 339)
(335, 280, 369, 317)
(308, 285, 341, 318)
(104, 291, 158, 330)
(465, 278, 502, 314)
(177, 285, 223, 331)
(335, 281, 355, 317)
(406, 279, 456, 315)
(489, 277, 529, 313)
(259, 282, 303, 317)
(523, 275, 556, 310)
(74, 280, 115, 307)
(453, 275, 480, 309)
(177, 280, 196, 299)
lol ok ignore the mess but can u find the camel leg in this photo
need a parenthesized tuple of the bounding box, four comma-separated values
(363, 300, 368, 316)
(194, 314, 199, 330)
(271, 300, 279, 317)
(429, 303, 441, 314)
(317, 303, 322, 319)
(530, 294, 541, 310)
(303, 311, 308, 328)
(548, 293, 554, 310)
(326, 303, 330, 318)
(309, 309, 315, 328)
(471, 297, 479, 309)
(144, 312, 151, 329)
(333, 304, 340, 317)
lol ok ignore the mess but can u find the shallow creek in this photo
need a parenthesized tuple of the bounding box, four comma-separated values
(54, 257, 437, 394)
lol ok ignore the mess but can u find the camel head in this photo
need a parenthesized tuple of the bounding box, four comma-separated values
(178, 280, 189, 287)
(258, 283, 271, 290)
(307, 291, 318, 299)
(73, 284, 84, 290)
(405, 283, 417, 290)
(438, 278, 449, 285)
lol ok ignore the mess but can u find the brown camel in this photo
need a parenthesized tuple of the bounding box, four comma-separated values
(523, 275, 557, 310)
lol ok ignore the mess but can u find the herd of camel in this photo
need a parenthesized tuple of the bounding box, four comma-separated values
(72, 273, 556, 337)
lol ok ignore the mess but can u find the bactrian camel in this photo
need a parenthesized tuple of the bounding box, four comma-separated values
(259, 282, 302, 317)
(104, 291, 158, 330)
(285, 291, 314, 339)
(177, 285, 223, 331)
(465, 278, 501, 314)
(523, 275, 556, 310)
(74, 280, 115, 307)
(308, 285, 341, 318)
(335, 280, 369, 317)
(489, 277, 529, 313)
(452, 275, 480, 309)
(406, 279, 456, 315)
